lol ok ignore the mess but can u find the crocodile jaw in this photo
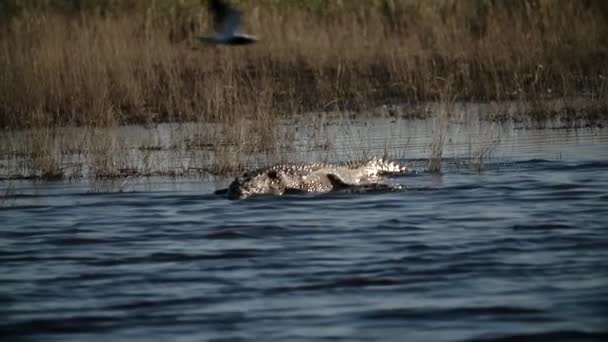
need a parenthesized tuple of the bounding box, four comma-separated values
(226, 172, 286, 199)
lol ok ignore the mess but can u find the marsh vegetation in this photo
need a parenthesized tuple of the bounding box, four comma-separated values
(0, 0, 607, 180)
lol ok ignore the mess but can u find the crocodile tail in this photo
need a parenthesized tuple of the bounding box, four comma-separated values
(343, 157, 408, 174)
(376, 158, 409, 175)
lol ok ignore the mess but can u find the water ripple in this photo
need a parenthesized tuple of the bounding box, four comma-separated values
(1, 156, 607, 341)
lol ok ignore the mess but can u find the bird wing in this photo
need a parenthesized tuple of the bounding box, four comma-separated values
(209, 0, 242, 38)
(220, 9, 242, 37)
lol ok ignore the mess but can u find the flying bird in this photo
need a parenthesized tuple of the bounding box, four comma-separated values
(199, 0, 258, 45)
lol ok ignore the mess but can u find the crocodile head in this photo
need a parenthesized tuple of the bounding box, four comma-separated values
(226, 169, 286, 199)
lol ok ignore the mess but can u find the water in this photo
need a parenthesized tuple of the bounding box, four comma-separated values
(1, 126, 608, 341)
(2, 111, 607, 180)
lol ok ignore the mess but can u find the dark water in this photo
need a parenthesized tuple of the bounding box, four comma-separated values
(2, 158, 608, 341)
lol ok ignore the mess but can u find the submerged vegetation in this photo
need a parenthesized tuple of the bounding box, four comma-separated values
(0, 0, 607, 180)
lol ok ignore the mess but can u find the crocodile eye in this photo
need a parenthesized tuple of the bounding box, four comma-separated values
(267, 170, 278, 179)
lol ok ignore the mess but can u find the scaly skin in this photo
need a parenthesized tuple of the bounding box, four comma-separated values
(221, 157, 409, 199)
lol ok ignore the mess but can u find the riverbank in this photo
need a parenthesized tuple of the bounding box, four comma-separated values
(1, 1, 607, 181)
(1, 0, 606, 128)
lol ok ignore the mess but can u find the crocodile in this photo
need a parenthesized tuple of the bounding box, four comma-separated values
(215, 157, 409, 199)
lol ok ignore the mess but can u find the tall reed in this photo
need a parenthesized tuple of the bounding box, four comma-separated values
(0, 0, 607, 180)
(0, 0, 606, 128)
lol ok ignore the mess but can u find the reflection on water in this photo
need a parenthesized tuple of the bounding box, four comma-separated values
(1, 120, 608, 341)
(1, 112, 607, 179)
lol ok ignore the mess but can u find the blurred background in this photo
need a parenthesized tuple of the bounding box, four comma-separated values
(1, 0, 606, 128)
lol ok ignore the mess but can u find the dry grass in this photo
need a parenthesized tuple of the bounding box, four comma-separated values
(0, 0, 607, 179)
(1, 0, 606, 129)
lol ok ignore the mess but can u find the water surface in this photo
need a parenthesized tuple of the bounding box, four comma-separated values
(1, 126, 607, 341)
